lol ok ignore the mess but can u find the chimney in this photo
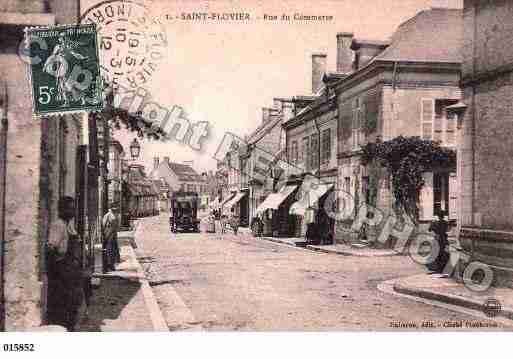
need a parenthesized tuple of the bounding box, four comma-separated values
(273, 98, 282, 112)
(163, 156, 170, 165)
(282, 101, 294, 122)
(311, 53, 327, 94)
(336, 32, 354, 73)
(183, 160, 194, 167)
(350, 39, 389, 70)
(262, 107, 270, 124)
(153, 157, 159, 170)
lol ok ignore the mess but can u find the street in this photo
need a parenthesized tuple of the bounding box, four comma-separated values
(135, 215, 504, 330)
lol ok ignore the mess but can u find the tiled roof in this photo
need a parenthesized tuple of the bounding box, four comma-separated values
(168, 162, 204, 182)
(246, 113, 282, 145)
(375, 8, 462, 63)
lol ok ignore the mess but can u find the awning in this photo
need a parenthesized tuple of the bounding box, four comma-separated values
(290, 183, 334, 216)
(223, 191, 246, 210)
(220, 194, 235, 207)
(255, 185, 298, 215)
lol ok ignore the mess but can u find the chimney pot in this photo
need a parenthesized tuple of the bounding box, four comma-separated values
(153, 157, 160, 170)
(163, 156, 170, 165)
(311, 53, 327, 94)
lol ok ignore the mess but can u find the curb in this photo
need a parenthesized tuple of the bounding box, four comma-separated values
(306, 244, 399, 257)
(126, 244, 170, 331)
(260, 236, 307, 247)
(258, 236, 398, 257)
(393, 281, 513, 321)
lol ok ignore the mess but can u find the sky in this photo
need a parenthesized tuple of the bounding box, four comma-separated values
(82, 0, 463, 174)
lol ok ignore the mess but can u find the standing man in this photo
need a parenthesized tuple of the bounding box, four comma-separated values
(47, 196, 86, 331)
(102, 205, 121, 272)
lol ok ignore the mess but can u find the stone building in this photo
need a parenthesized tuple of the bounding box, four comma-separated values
(279, 34, 352, 240)
(126, 164, 159, 218)
(455, 0, 513, 285)
(333, 8, 463, 243)
(221, 141, 247, 222)
(237, 102, 291, 231)
(107, 140, 124, 208)
(0, 0, 87, 330)
(149, 157, 206, 206)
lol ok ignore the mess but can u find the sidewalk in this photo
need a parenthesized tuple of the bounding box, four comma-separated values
(257, 236, 398, 256)
(260, 236, 308, 247)
(306, 243, 399, 257)
(392, 273, 513, 321)
(76, 229, 168, 331)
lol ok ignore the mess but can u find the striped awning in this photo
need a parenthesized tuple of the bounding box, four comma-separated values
(255, 185, 298, 215)
(290, 183, 333, 216)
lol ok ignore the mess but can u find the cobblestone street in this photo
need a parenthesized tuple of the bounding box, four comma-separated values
(135, 215, 507, 331)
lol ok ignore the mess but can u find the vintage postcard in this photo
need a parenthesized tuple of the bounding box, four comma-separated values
(0, 0, 512, 356)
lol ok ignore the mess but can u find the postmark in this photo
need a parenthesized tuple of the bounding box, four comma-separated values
(25, 23, 104, 116)
(80, 0, 168, 90)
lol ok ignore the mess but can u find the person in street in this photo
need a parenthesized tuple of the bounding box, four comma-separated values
(46, 196, 86, 331)
(427, 210, 450, 273)
(220, 213, 227, 235)
(206, 211, 216, 233)
(102, 205, 121, 272)
(229, 208, 239, 235)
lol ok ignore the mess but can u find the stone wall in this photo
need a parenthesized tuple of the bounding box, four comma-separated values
(1, 1, 84, 328)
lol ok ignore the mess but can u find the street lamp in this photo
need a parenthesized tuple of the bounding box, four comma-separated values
(124, 138, 141, 229)
(129, 138, 141, 160)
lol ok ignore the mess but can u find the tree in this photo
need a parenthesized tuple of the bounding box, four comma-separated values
(102, 88, 166, 140)
(361, 136, 456, 224)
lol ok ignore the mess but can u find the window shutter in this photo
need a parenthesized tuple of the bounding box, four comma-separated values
(449, 172, 458, 220)
(446, 115, 456, 146)
(421, 99, 434, 140)
(419, 172, 434, 220)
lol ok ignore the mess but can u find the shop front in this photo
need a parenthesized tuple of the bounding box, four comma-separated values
(290, 176, 335, 244)
(222, 190, 248, 226)
(256, 183, 299, 237)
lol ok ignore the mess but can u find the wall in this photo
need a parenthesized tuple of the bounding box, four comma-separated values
(1, 21, 83, 329)
(336, 68, 461, 243)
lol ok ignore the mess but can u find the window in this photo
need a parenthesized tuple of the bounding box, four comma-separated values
(310, 134, 319, 170)
(187, 184, 195, 192)
(301, 136, 310, 171)
(291, 140, 298, 164)
(362, 176, 370, 204)
(421, 99, 434, 140)
(433, 172, 449, 216)
(180, 183, 185, 191)
(321, 128, 331, 165)
(352, 98, 363, 149)
(344, 177, 351, 194)
(421, 99, 459, 145)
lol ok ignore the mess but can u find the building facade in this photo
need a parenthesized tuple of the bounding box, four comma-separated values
(149, 157, 206, 207)
(456, 0, 513, 285)
(125, 164, 159, 218)
(334, 8, 462, 244)
(107, 140, 124, 208)
(0, 0, 90, 330)
(281, 49, 344, 241)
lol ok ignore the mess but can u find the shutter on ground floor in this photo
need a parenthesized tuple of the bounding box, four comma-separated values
(449, 172, 458, 220)
(419, 172, 434, 220)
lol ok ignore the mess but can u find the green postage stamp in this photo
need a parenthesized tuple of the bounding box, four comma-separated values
(25, 23, 104, 116)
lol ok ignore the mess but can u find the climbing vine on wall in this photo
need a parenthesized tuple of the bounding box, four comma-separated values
(361, 136, 456, 224)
